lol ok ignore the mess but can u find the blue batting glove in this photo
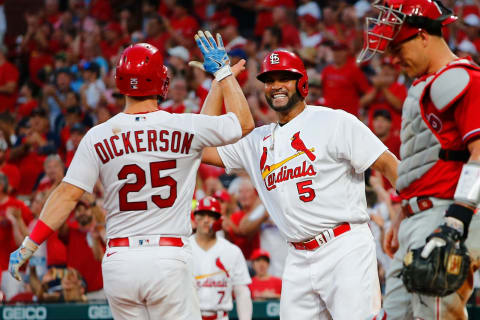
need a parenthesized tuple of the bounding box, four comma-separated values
(194, 30, 232, 81)
(9, 236, 38, 281)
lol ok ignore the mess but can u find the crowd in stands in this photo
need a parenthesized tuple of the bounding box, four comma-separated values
(1, 0, 480, 305)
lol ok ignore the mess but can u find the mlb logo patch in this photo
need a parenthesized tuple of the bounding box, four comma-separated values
(270, 53, 280, 65)
(130, 78, 139, 89)
(135, 116, 146, 121)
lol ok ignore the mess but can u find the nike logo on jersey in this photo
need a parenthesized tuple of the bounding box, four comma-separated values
(106, 252, 117, 257)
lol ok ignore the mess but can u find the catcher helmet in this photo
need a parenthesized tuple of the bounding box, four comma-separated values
(115, 43, 169, 99)
(257, 50, 308, 98)
(194, 196, 221, 219)
(357, 0, 457, 63)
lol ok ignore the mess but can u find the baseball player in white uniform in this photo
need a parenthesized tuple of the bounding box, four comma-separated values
(191, 196, 252, 320)
(198, 49, 399, 319)
(8, 32, 254, 320)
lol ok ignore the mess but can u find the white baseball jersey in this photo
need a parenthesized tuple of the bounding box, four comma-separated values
(191, 236, 251, 311)
(63, 111, 242, 238)
(218, 106, 387, 242)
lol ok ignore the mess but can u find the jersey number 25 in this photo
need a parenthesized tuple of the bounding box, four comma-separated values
(117, 160, 177, 211)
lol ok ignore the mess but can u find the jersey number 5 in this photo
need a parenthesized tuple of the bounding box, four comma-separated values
(296, 180, 315, 202)
(118, 160, 177, 211)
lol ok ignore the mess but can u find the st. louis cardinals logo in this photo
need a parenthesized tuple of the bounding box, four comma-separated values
(270, 53, 280, 64)
(194, 257, 229, 288)
(261, 131, 317, 190)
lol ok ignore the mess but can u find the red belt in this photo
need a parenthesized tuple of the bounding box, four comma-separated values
(108, 237, 184, 247)
(201, 311, 227, 320)
(402, 196, 434, 217)
(290, 223, 351, 250)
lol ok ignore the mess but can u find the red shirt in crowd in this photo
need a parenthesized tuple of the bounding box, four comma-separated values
(14, 151, 45, 195)
(62, 221, 104, 292)
(0, 60, 19, 113)
(321, 58, 371, 116)
(227, 211, 260, 260)
(249, 275, 282, 300)
(367, 82, 407, 136)
(0, 197, 33, 271)
(1, 163, 20, 192)
(47, 231, 67, 267)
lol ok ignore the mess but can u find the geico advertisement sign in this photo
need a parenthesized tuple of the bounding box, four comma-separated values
(266, 301, 280, 317)
(2, 306, 47, 320)
(88, 305, 112, 319)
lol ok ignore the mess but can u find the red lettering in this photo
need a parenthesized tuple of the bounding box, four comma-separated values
(110, 135, 123, 156)
(159, 130, 169, 152)
(293, 166, 301, 178)
(147, 130, 158, 152)
(103, 139, 115, 159)
(181, 132, 194, 154)
(121, 132, 135, 154)
(94, 143, 110, 164)
(134, 130, 146, 152)
(286, 168, 294, 180)
(171, 131, 181, 153)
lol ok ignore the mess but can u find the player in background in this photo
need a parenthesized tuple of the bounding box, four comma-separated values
(191, 196, 252, 320)
(192, 46, 399, 319)
(8, 31, 254, 320)
(358, 0, 480, 319)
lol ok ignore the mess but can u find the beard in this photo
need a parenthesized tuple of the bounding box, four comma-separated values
(265, 90, 302, 113)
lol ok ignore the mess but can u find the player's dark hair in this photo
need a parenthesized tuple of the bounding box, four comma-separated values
(405, 16, 443, 37)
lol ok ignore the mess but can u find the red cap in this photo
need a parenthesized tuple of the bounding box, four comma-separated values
(250, 249, 271, 261)
(213, 190, 231, 202)
(194, 196, 221, 219)
(218, 16, 238, 28)
(105, 22, 122, 35)
(300, 14, 318, 25)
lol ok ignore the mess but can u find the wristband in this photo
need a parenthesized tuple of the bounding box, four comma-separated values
(214, 65, 232, 82)
(445, 203, 474, 239)
(30, 220, 54, 245)
(454, 161, 480, 207)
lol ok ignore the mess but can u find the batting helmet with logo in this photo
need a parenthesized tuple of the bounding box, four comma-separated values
(194, 196, 221, 219)
(357, 0, 457, 63)
(257, 49, 309, 98)
(115, 43, 169, 99)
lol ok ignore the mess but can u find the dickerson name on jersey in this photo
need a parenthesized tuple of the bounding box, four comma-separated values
(94, 129, 194, 164)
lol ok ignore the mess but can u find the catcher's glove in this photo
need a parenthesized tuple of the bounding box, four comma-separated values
(402, 225, 470, 297)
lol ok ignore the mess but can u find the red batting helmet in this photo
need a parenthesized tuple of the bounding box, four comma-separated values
(357, 0, 457, 63)
(257, 49, 308, 98)
(194, 196, 221, 219)
(115, 43, 169, 99)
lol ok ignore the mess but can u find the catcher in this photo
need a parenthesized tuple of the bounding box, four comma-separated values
(358, 0, 480, 319)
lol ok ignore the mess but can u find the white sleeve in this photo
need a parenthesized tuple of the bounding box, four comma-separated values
(330, 112, 387, 174)
(232, 246, 252, 286)
(192, 112, 242, 148)
(248, 205, 266, 221)
(217, 135, 250, 173)
(233, 285, 252, 320)
(62, 132, 100, 193)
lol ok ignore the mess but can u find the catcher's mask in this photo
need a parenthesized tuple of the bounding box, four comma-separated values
(357, 0, 457, 63)
(115, 43, 169, 99)
(257, 49, 309, 98)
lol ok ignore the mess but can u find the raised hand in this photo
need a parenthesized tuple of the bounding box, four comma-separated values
(9, 237, 39, 281)
(192, 30, 232, 81)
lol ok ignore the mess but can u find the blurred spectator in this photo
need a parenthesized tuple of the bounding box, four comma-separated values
(0, 135, 20, 194)
(0, 45, 19, 113)
(299, 14, 322, 48)
(27, 191, 48, 281)
(100, 22, 129, 62)
(145, 15, 169, 54)
(0, 0, 5, 46)
(160, 77, 199, 114)
(17, 81, 39, 119)
(248, 249, 282, 300)
(238, 203, 287, 277)
(64, 122, 86, 168)
(0, 173, 33, 299)
(360, 58, 407, 135)
(219, 16, 247, 52)
(371, 109, 401, 159)
(272, 6, 300, 49)
(42, 68, 73, 131)
(11, 108, 58, 195)
(167, 1, 199, 48)
(29, 266, 87, 302)
(321, 42, 371, 117)
(79, 61, 106, 116)
(225, 177, 261, 261)
(297, 0, 321, 20)
(59, 197, 106, 300)
(36, 154, 65, 193)
(167, 46, 190, 77)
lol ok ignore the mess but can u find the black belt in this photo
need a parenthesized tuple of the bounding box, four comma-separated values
(439, 149, 469, 162)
